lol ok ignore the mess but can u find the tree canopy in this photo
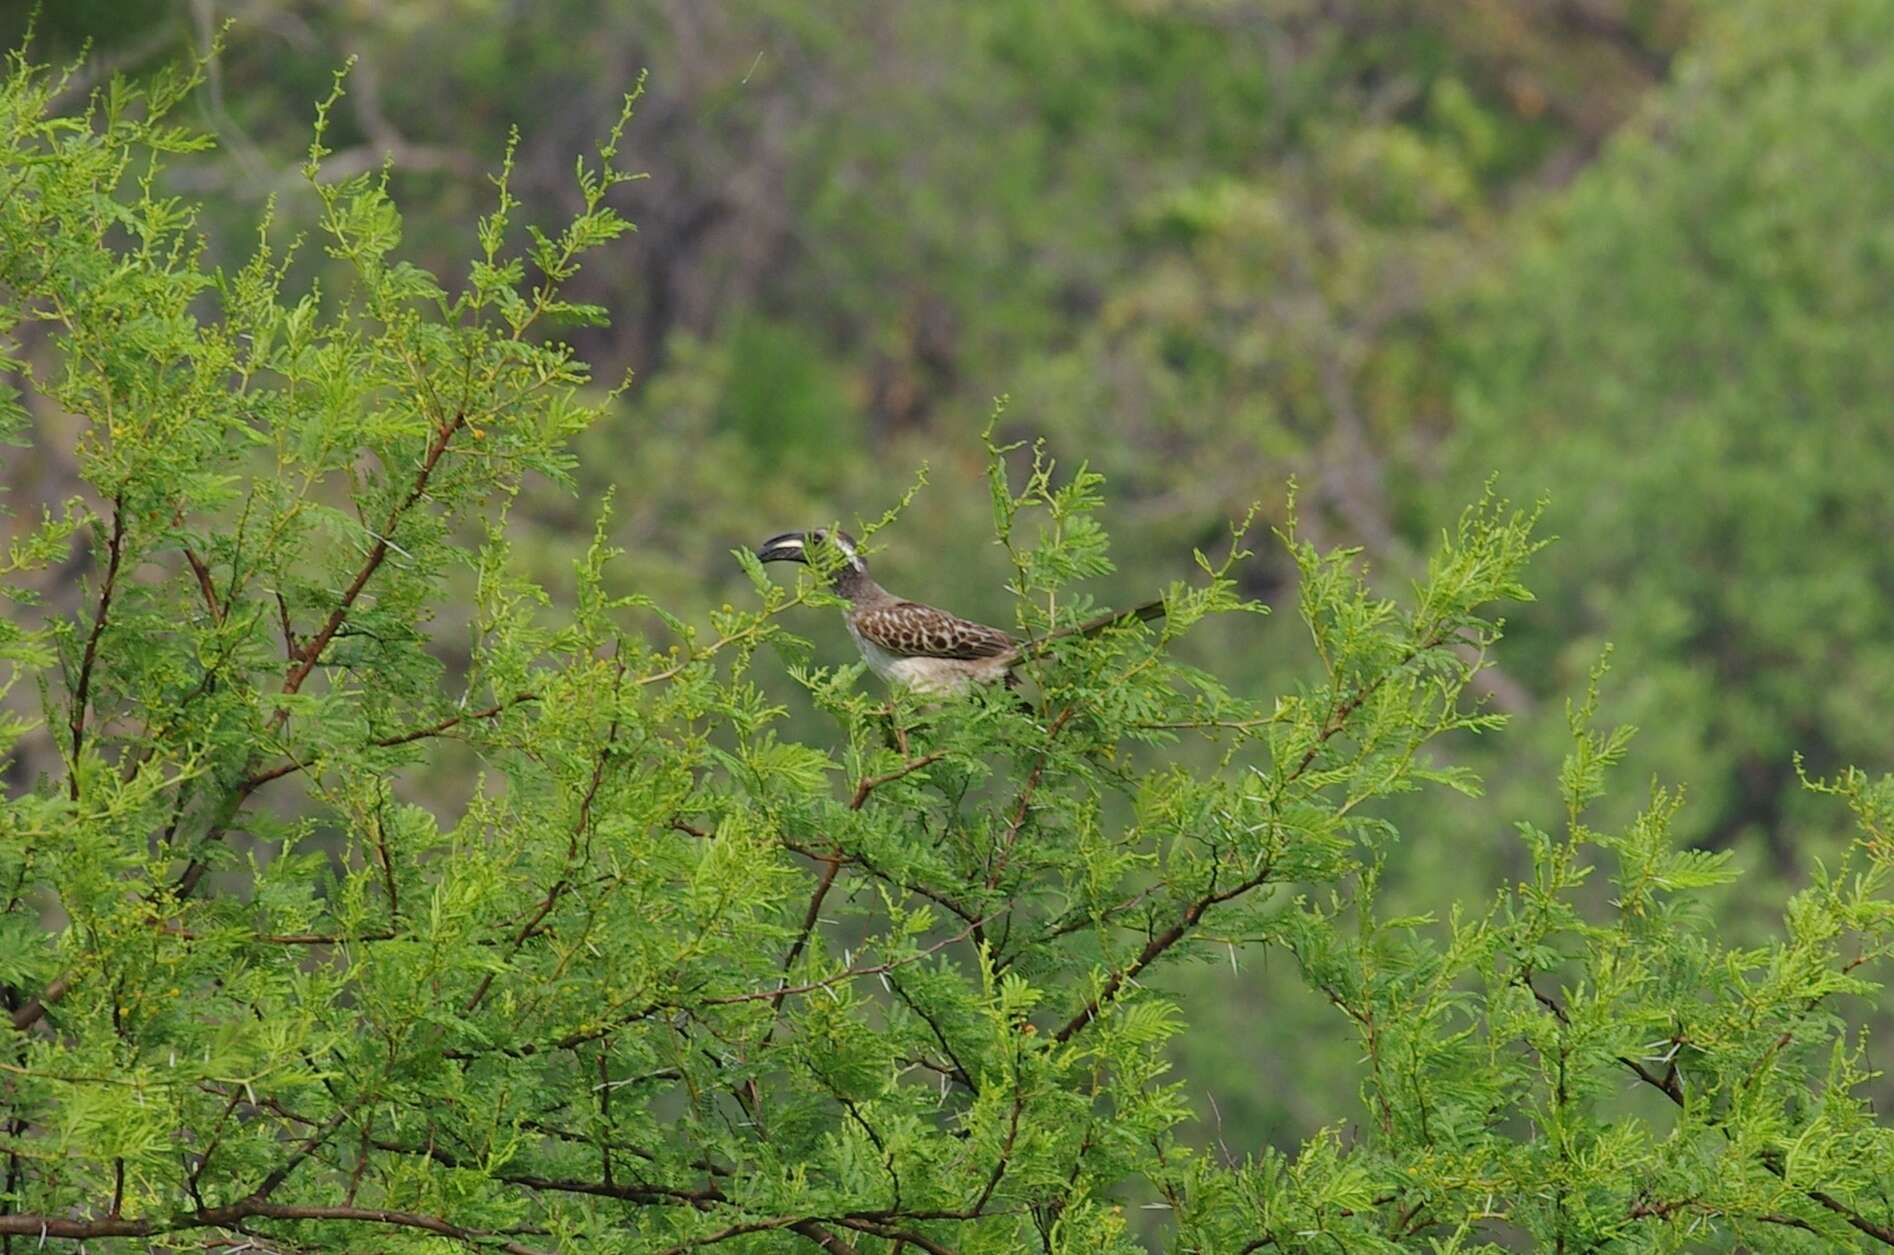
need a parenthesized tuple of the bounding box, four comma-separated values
(3, 42, 1894, 1252)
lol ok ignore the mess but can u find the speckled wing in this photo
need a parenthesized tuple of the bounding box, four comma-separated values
(852, 601, 1016, 660)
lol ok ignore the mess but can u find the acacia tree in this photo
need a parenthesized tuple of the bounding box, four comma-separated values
(2, 50, 1892, 1255)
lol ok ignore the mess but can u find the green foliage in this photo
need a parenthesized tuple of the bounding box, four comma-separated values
(1445, 0, 1894, 867)
(2, 38, 1893, 1255)
(715, 316, 857, 475)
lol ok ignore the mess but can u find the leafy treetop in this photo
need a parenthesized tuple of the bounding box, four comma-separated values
(0, 46, 1891, 1255)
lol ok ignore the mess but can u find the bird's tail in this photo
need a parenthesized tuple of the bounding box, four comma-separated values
(1013, 599, 1166, 661)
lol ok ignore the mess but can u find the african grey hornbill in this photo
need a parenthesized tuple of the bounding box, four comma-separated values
(754, 528, 1163, 695)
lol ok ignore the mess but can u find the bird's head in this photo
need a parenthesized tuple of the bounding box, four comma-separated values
(756, 528, 868, 583)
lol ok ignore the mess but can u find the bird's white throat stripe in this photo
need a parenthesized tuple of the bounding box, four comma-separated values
(826, 533, 866, 571)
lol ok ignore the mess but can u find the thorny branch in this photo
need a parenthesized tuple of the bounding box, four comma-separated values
(16, 414, 474, 1035)
(1053, 626, 1459, 1044)
(1529, 972, 1894, 1246)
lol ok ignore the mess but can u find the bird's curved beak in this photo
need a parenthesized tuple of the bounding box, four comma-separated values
(756, 532, 809, 565)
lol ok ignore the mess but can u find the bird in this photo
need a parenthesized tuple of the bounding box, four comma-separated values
(754, 528, 1163, 695)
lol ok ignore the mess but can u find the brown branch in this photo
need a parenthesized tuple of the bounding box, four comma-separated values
(833, 1218, 954, 1254)
(441, 1001, 665, 1062)
(655, 1216, 858, 1254)
(771, 856, 843, 1015)
(168, 778, 265, 903)
(493, 1173, 721, 1206)
(968, 1083, 1022, 1217)
(1806, 1188, 1894, 1246)
(6, 974, 68, 1035)
(887, 974, 977, 1096)
(186, 1088, 245, 1205)
(183, 546, 223, 623)
(0, 1201, 551, 1254)
(969, 709, 1073, 964)
(238, 691, 538, 792)
(370, 798, 399, 921)
(515, 1116, 726, 1175)
(273, 590, 298, 660)
(1052, 860, 1276, 1043)
(777, 839, 979, 928)
(723, 914, 990, 1009)
(343, 1122, 371, 1208)
(375, 693, 538, 750)
(244, 1110, 348, 1205)
(795, 1219, 863, 1253)
(274, 411, 468, 721)
(299, 1117, 726, 1208)
(200, 757, 298, 801)
(1524, 976, 1684, 1104)
(155, 922, 397, 945)
(1034, 885, 1164, 946)
(68, 496, 126, 802)
(850, 751, 946, 809)
(596, 1050, 614, 1189)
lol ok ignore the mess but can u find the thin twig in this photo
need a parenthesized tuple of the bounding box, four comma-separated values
(240, 692, 538, 791)
(68, 496, 127, 802)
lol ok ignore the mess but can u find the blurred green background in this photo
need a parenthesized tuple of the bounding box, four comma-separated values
(8, 0, 1894, 1171)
